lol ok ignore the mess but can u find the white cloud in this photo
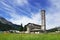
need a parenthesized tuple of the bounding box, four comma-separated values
(0, 1, 14, 11)
(14, 0, 28, 6)
(1, 0, 60, 29)
(9, 12, 41, 26)
(46, 11, 60, 29)
(46, 0, 60, 29)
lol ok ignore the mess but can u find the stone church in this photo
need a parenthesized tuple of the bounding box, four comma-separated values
(26, 10, 46, 33)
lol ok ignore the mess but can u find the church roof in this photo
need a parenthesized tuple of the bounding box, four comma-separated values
(25, 23, 41, 27)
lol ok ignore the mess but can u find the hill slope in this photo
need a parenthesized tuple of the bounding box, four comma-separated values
(0, 16, 21, 31)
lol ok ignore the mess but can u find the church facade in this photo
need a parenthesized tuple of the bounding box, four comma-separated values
(26, 10, 46, 33)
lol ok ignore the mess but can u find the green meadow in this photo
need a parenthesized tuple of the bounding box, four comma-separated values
(0, 33, 60, 40)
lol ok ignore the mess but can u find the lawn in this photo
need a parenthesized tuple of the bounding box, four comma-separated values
(0, 33, 60, 40)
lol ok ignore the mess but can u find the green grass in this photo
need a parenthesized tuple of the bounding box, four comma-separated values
(0, 33, 60, 40)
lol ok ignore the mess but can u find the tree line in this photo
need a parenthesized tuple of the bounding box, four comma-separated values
(0, 22, 27, 31)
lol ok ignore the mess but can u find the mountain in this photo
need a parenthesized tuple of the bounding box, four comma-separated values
(0, 16, 12, 25)
(0, 16, 21, 31)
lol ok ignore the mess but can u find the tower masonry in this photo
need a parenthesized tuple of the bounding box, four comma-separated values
(41, 10, 46, 32)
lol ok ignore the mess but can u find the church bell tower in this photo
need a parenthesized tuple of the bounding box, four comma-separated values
(41, 10, 46, 32)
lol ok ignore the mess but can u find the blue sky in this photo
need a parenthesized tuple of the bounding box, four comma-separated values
(0, 0, 60, 29)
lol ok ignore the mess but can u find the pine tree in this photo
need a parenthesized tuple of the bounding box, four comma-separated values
(18, 24, 23, 31)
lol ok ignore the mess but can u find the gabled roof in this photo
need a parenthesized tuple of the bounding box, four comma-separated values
(26, 23, 41, 27)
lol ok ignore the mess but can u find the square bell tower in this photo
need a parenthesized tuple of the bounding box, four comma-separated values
(41, 10, 46, 32)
